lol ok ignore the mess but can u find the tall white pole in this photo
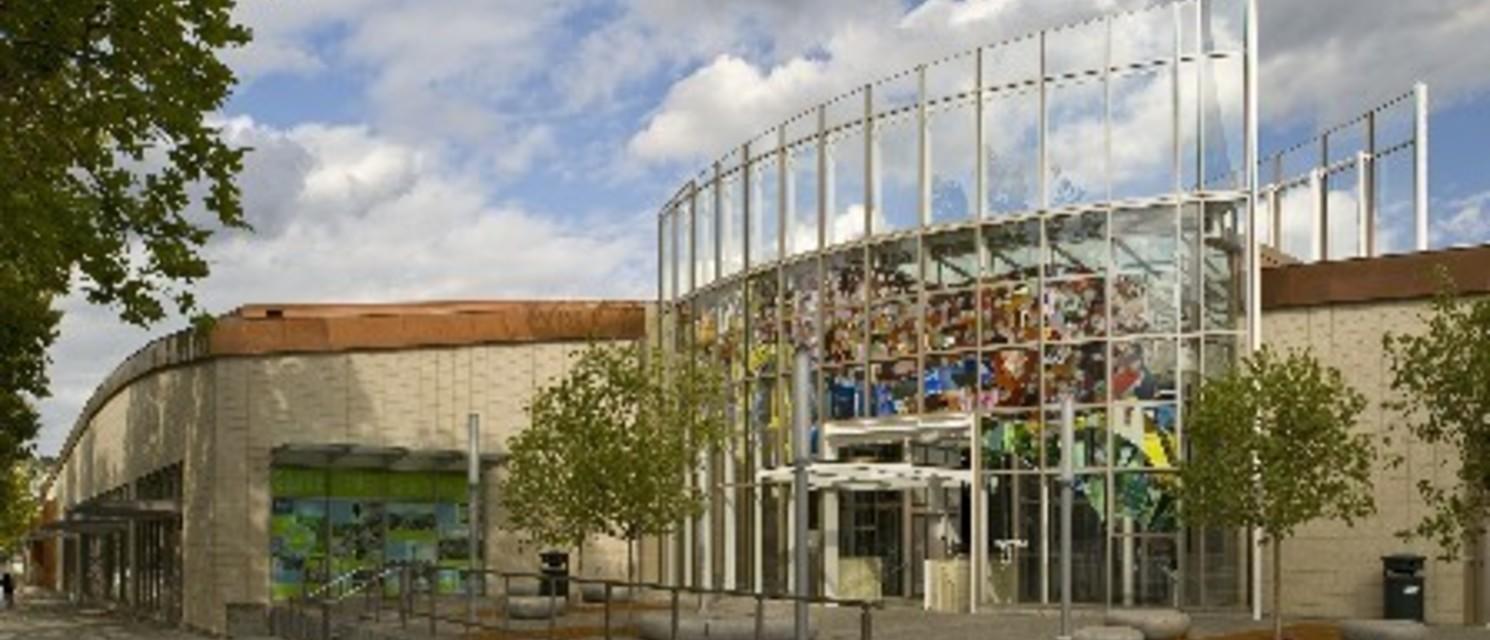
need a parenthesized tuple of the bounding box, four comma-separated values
(1245, 0, 1265, 622)
(467, 412, 481, 626)
(1058, 397, 1074, 640)
(792, 349, 811, 640)
(1414, 82, 1430, 252)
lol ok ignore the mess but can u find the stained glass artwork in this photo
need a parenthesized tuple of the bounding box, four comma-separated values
(984, 219, 1041, 281)
(1043, 408, 1108, 469)
(1046, 212, 1107, 277)
(825, 367, 867, 420)
(869, 299, 917, 359)
(827, 250, 867, 307)
(1111, 339, 1178, 401)
(747, 274, 779, 378)
(1044, 278, 1107, 340)
(981, 348, 1040, 408)
(925, 230, 978, 290)
(1115, 472, 1178, 533)
(784, 260, 820, 351)
(1112, 273, 1177, 335)
(981, 413, 1040, 470)
(926, 291, 978, 351)
(924, 354, 978, 413)
(872, 359, 919, 416)
(871, 239, 919, 299)
(1113, 404, 1178, 470)
(1045, 342, 1107, 404)
(982, 282, 1040, 344)
(825, 306, 865, 363)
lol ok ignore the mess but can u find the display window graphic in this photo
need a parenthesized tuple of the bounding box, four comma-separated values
(926, 291, 977, 351)
(1044, 278, 1107, 340)
(269, 467, 474, 600)
(981, 283, 1040, 345)
(924, 354, 978, 413)
(981, 348, 1039, 409)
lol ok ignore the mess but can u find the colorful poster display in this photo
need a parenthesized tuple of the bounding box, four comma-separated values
(269, 467, 474, 600)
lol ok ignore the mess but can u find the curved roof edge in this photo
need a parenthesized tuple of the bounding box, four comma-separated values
(43, 299, 650, 494)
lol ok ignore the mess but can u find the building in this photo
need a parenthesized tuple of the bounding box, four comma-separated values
(31, 0, 1488, 632)
(32, 301, 654, 634)
(651, 0, 1485, 626)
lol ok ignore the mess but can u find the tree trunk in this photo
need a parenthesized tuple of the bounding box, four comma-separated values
(1272, 537, 1284, 640)
(627, 537, 636, 585)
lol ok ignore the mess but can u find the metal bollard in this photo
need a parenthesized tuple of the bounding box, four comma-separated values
(670, 588, 680, 640)
(548, 583, 558, 640)
(502, 574, 511, 633)
(603, 582, 613, 640)
(399, 566, 409, 628)
(754, 594, 765, 640)
(428, 569, 437, 637)
(860, 603, 872, 640)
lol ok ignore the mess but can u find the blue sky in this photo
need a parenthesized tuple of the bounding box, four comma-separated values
(36, 0, 1490, 455)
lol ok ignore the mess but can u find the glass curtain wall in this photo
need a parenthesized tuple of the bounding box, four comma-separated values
(657, 0, 1253, 610)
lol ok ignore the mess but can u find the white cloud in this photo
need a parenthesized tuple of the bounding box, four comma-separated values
(1433, 191, 1490, 249)
(36, 118, 654, 455)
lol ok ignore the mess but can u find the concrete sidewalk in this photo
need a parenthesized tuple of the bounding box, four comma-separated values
(0, 589, 207, 640)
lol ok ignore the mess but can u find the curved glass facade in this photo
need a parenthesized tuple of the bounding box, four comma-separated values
(658, 0, 1256, 610)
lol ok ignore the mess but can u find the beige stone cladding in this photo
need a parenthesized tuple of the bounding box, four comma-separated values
(1261, 298, 1470, 624)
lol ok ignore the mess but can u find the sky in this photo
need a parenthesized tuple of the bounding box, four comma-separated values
(34, 0, 1490, 456)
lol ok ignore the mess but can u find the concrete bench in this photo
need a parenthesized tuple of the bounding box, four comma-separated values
(506, 595, 566, 619)
(1074, 626, 1145, 640)
(1338, 619, 1430, 640)
(635, 612, 814, 640)
(1103, 609, 1192, 640)
(579, 583, 636, 603)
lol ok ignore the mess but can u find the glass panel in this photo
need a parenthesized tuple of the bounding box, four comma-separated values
(874, 71, 919, 115)
(787, 137, 819, 257)
(926, 291, 977, 351)
(983, 37, 1040, 91)
(662, 210, 676, 301)
(680, 201, 694, 293)
(721, 175, 745, 278)
(748, 273, 779, 378)
(1113, 272, 1177, 336)
(870, 239, 918, 299)
(1114, 472, 1179, 534)
(1043, 278, 1107, 340)
(981, 412, 1041, 470)
(1047, 77, 1107, 207)
(1048, 474, 1110, 603)
(1113, 206, 1178, 272)
(1045, 342, 1108, 405)
(783, 260, 820, 353)
(721, 287, 746, 379)
(1046, 211, 1108, 277)
(1045, 19, 1107, 79)
(875, 113, 921, 233)
(1177, 60, 1200, 192)
(926, 229, 978, 290)
(1202, 56, 1244, 190)
(1326, 165, 1362, 260)
(869, 299, 917, 360)
(1110, 67, 1175, 201)
(1113, 404, 1179, 470)
(1203, 201, 1243, 331)
(1111, 534, 1179, 607)
(929, 98, 976, 225)
(927, 50, 976, 101)
(1180, 203, 1203, 332)
(830, 126, 869, 245)
(985, 89, 1040, 214)
(1112, 339, 1178, 402)
(826, 90, 863, 131)
(696, 182, 717, 287)
(825, 306, 865, 364)
(1204, 0, 1246, 53)
(1111, 5, 1175, 67)
(981, 348, 1040, 409)
(981, 282, 1040, 345)
(1202, 334, 1239, 380)
(825, 366, 867, 420)
(752, 151, 781, 266)
(1044, 408, 1108, 470)
(1374, 148, 1415, 255)
(826, 249, 867, 309)
(872, 359, 919, 416)
(984, 219, 1041, 281)
(924, 354, 979, 413)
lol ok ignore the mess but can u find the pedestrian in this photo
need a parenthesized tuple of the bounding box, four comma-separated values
(1, 572, 13, 609)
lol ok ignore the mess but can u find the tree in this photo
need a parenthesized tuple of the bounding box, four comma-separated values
(501, 343, 727, 583)
(1383, 278, 1490, 561)
(0, 1, 251, 465)
(1178, 347, 1376, 640)
(0, 462, 40, 553)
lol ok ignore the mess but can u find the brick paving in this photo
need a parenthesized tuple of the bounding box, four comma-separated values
(0, 590, 205, 640)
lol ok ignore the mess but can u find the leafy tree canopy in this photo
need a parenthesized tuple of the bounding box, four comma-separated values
(501, 343, 727, 579)
(0, 0, 250, 466)
(1384, 277, 1490, 560)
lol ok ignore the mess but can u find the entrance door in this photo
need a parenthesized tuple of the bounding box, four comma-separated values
(839, 491, 905, 598)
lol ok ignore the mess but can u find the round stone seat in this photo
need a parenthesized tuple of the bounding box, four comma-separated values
(505, 580, 543, 597)
(635, 612, 813, 640)
(1339, 619, 1429, 640)
(1074, 626, 1145, 640)
(579, 583, 636, 603)
(506, 595, 566, 619)
(1103, 609, 1192, 640)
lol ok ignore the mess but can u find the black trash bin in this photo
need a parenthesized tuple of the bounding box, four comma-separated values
(1382, 553, 1425, 621)
(539, 550, 570, 597)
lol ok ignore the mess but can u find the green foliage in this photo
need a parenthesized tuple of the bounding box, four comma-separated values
(501, 343, 728, 576)
(0, 0, 251, 460)
(0, 462, 40, 552)
(1179, 346, 1377, 541)
(1383, 277, 1490, 561)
